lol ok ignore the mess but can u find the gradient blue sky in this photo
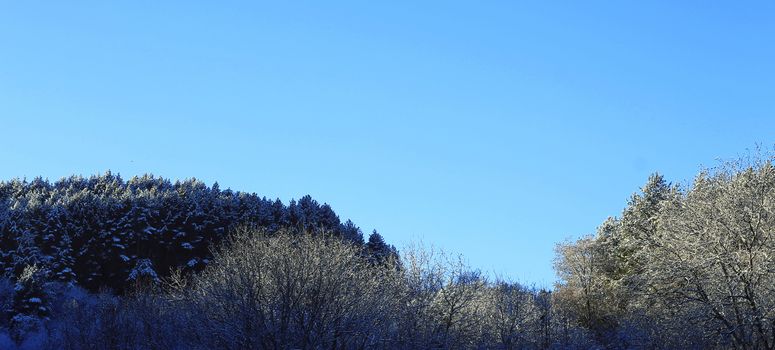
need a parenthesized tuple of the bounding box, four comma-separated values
(1, 1, 773, 286)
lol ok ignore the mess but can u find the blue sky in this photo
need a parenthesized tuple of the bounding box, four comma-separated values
(1, 1, 773, 286)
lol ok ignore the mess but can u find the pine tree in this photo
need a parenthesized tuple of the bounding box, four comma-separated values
(341, 219, 363, 245)
(49, 234, 76, 284)
(366, 230, 396, 264)
(127, 258, 159, 288)
(10, 264, 48, 320)
(8, 264, 48, 344)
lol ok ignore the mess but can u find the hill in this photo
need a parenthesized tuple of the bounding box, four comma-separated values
(0, 172, 387, 293)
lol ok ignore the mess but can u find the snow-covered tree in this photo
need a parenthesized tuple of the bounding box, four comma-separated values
(10, 264, 49, 322)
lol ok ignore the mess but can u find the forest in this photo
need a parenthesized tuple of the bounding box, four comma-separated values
(2, 154, 775, 349)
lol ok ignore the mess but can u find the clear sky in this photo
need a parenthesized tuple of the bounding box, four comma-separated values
(1, 1, 773, 287)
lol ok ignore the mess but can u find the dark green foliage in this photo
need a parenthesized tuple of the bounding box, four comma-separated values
(0, 173, 368, 294)
(366, 230, 397, 264)
(10, 265, 49, 321)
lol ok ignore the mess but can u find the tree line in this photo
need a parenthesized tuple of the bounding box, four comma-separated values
(0, 172, 392, 293)
(3, 152, 775, 349)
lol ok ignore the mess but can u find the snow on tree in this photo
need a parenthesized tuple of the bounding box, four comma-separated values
(0, 173, 366, 294)
(127, 258, 159, 284)
(10, 264, 49, 321)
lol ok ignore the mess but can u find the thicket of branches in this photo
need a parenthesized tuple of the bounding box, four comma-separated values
(2, 228, 588, 349)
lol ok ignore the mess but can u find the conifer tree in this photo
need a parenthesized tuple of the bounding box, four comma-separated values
(10, 264, 48, 320)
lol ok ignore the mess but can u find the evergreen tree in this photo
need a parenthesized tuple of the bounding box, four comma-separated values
(10, 264, 48, 320)
(49, 233, 76, 284)
(341, 219, 363, 245)
(367, 230, 396, 264)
